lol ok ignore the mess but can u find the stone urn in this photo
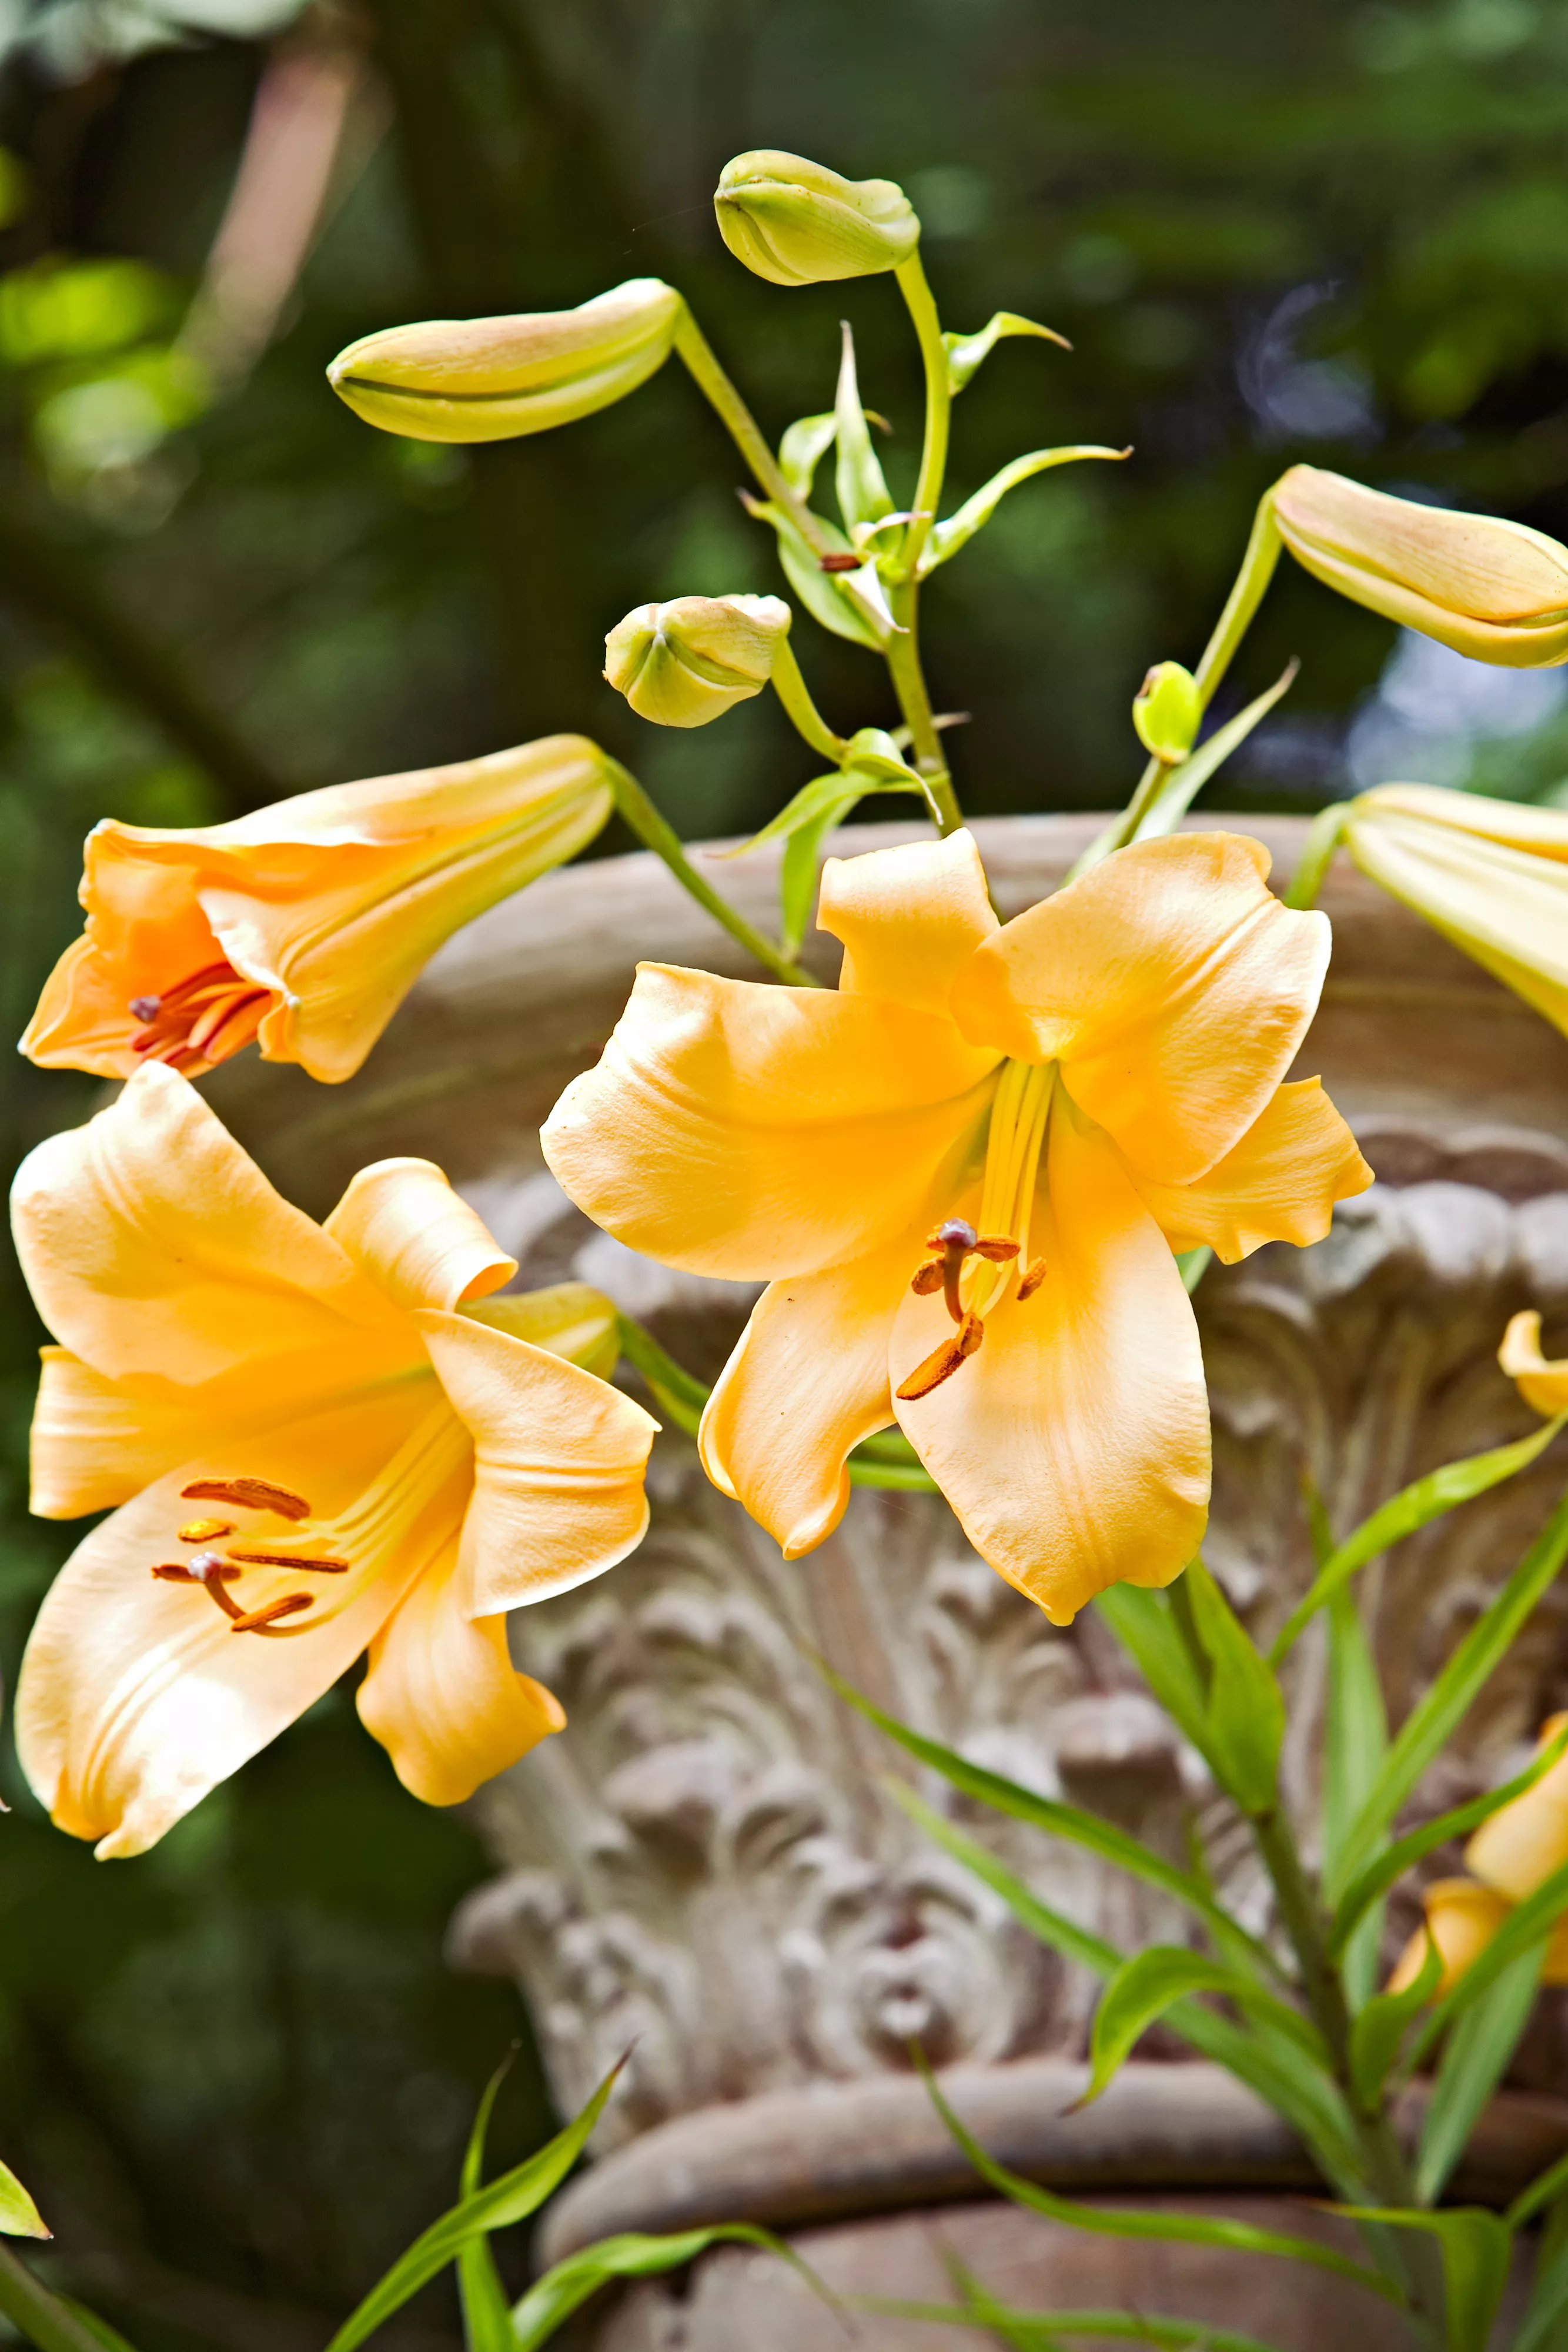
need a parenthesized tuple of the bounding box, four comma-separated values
(206, 814, 1568, 2350)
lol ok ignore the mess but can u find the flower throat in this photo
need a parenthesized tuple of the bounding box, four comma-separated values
(897, 1060, 1054, 1401)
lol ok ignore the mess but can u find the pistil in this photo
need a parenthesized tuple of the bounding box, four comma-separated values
(128, 961, 269, 1073)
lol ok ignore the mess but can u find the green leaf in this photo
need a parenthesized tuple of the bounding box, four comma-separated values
(740, 492, 885, 647)
(1514, 2227, 1568, 2352)
(1323, 1584, 1388, 2004)
(1336, 1479, 1568, 1882)
(323, 2059, 624, 2352)
(1334, 2208, 1511, 2352)
(888, 1783, 1122, 1975)
(0, 2160, 48, 2242)
(1177, 1245, 1212, 1294)
(833, 322, 894, 532)
(919, 445, 1128, 574)
(1183, 1560, 1285, 1815)
(942, 309, 1069, 395)
(857, 2294, 1285, 2352)
(1079, 1945, 1327, 2110)
(0, 2246, 137, 2352)
(458, 2054, 519, 2352)
(818, 1658, 1275, 1971)
(1416, 1943, 1545, 2205)
(1509, 2145, 1568, 2233)
(777, 411, 838, 497)
(778, 798, 847, 958)
(914, 2050, 1397, 2303)
(1329, 1716, 1568, 1957)
(511, 2226, 814, 2350)
(614, 1313, 707, 1438)
(1092, 1582, 1213, 1761)
(1130, 663, 1299, 841)
(845, 1450, 940, 1491)
(1348, 1930, 1441, 2110)
(1270, 1415, 1568, 1666)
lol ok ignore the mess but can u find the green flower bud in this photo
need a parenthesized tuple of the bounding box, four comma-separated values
(713, 151, 919, 287)
(1132, 661, 1202, 761)
(604, 595, 791, 729)
(326, 279, 681, 443)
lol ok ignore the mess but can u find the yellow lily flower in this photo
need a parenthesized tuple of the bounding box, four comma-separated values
(21, 736, 614, 1084)
(1467, 1710, 1568, 1903)
(1499, 1310, 1568, 1418)
(1342, 784, 1568, 1039)
(542, 828, 1370, 1623)
(1387, 1879, 1520, 1998)
(12, 1062, 657, 1857)
(1273, 466, 1568, 667)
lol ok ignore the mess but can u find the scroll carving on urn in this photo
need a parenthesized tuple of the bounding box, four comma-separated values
(450, 1125, 1568, 2147)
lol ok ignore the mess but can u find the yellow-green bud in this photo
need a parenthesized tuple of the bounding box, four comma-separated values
(713, 151, 919, 287)
(604, 594, 791, 728)
(326, 279, 681, 443)
(1133, 661, 1202, 761)
(1274, 465, 1568, 669)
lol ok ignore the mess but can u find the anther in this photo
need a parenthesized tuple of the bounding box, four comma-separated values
(820, 552, 861, 573)
(910, 1221, 1022, 1325)
(180, 1476, 312, 1521)
(178, 1518, 234, 1544)
(897, 1309, 984, 1401)
(225, 1549, 349, 1573)
(229, 1593, 315, 1635)
(152, 1559, 239, 1584)
(1017, 1256, 1047, 1302)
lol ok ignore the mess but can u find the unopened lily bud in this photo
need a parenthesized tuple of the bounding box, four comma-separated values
(327, 279, 681, 443)
(604, 594, 791, 729)
(1133, 662, 1202, 761)
(714, 151, 919, 287)
(1466, 1713, 1568, 1902)
(1273, 466, 1568, 668)
(1386, 1878, 1510, 1998)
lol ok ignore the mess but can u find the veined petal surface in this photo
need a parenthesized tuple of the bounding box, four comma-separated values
(326, 1160, 517, 1312)
(818, 828, 998, 1013)
(950, 834, 1329, 1184)
(891, 1100, 1209, 1621)
(1129, 1079, 1372, 1261)
(543, 963, 998, 1278)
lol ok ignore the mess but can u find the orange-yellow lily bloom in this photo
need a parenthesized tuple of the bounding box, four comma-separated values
(542, 828, 1371, 1622)
(12, 1061, 657, 1856)
(21, 736, 614, 1084)
(1343, 785, 1568, 1039)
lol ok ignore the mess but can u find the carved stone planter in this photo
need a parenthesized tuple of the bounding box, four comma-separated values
(206, 814, 1568, 2350)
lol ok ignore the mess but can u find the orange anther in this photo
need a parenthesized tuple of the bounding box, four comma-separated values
(895, 1309, 984, 1401)
(180, 1477, 312, 1521)
(1017, 1256, 1047, 1301)
(178, 1518, 234, 1544)
(225, 1549, 349, 1573)
(229, 1593, 315, 1636)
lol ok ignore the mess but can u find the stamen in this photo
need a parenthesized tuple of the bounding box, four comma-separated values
(1017, 1256, 1047, 1302)
(180, 1477, 312, 1521)
(178, 1518, 234, 1543)
(225, 1549, 349, 1573)
(152, 1559, 239, 1584)
(128, 959, 270, 1070)
(896, 1309, 984, 1402)
(229, 1593, 315, 1635)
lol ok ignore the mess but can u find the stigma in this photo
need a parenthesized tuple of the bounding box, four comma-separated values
(152, 1478, 345, 1636)
(126, 960, 269, 1073)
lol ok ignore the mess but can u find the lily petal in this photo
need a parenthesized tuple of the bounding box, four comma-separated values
(891, 1097, 1210, 1622)
(818, 828, 999, 1013)
(698, 1217, 937, 1559)
(416, 1309, 657, 1614)
(1129, 1079, 1373, 1262)
(11, 1064, 414, 1389)
(950, 834, 1329, 1185)
(326, 1160, 517, 1311)
(543, 963, 999, 1278)
(357, 1542, 565, 1806)
(1499, 1309, 1568, 1417)
(16, 1388, 463, 1857)
(1346, 801, 1568, 1037)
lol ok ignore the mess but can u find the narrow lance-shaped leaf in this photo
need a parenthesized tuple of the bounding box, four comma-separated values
(1514, 2227, 1568, 2352)
(1271, 1412, 1568, 1666)
(943, 309, 1070, 395)
(1323, 1582, 1389, 2006)
(1333, 2208, 1512, 2352)
(1416, 1943, 1545, 2206)
(914, 2049, 1398, 2302)
(1079, 1944, 1328, 2112)
(1338, 1479, 1568, 1880)
(740, 490, 886, 647)
(0, 2160, 48, 2243)
(1347, 1929, 1441, 2110)
(457, 2053, 519, 2352)
(777, 410, 838, 497)
(1183, 1559, 1284, 1816)
(833, 320, 894, 532)
(817, 1657, 1278, 1973)
(858, 2291, 1287, 2352)
(919, 445, 1129, 574)
(0, 2246, 138, 2352)
(1130, 663, 1300, 843)
(510, 2227, 824, 2351)
(323, 2059, 625, 2352)
(1329, 1716, 1568, 1957)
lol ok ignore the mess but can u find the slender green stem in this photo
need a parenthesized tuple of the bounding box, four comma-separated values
(885, 582, 962, 833)
(770, 637, 851, 763)
(1283, 800, 1353, 910)
(893, 251, 951, 584)
(672, 303, 833, 556)
(608, 762, 819, 987)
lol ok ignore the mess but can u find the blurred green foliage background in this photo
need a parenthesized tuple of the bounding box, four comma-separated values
(5, 0, 1568, 2341)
